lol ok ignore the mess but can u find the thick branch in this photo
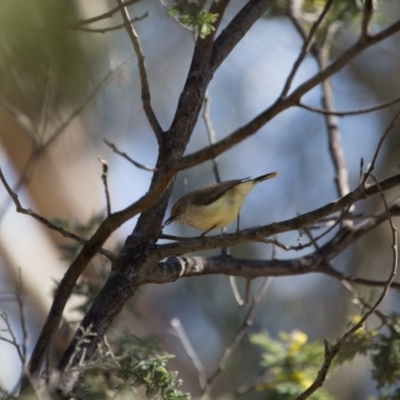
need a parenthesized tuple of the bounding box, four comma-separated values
(151, 199, 400, 287)
(211, 0, 275, 71)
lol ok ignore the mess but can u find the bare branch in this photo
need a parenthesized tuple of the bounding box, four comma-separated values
(0, 165, 115, 261)
(282, 0, 334, 97)
(98, 157, 111, 216)
(0, 312, 25, 364)
(319, 21, 350, 200)
(171, 318, 207, 390)
(14, 271, 28, 363)
(201, 277, 272, 399)
(298, 95, 400, 116)
(104, 139, 156, 171)
(362, 107, 400, 185)
(75, 0, 140, 27)
(71, 15, 147, 33)
(117, 0, 163, 143)
(289, 4, 349, 200)
(202, 94, 221, 183)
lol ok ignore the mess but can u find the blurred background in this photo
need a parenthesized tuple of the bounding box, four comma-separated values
(0, 0, 400, 398)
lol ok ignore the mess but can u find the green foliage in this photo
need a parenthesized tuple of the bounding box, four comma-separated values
(371, 324, 400, 389)
(66, 336, 190, 400)
(168, 1, 218, 38)
(249, 330, 334, 400)
(116, 337, 190, 400)
(334, 324, 377, 365)
(335, 314, 400, 397)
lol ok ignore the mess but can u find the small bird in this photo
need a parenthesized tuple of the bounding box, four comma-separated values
(164, 172, 278, 236)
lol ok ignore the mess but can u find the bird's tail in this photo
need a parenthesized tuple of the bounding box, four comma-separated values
(254, 171, 279, 183)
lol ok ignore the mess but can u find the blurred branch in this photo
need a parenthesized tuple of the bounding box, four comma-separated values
(289, 3, 349, 201)
(98, 157, 111, 216)
(117, 0, 163, 144)
(14, 270, 28, 364)
(0, 59, 130, 221)
(0, 97, 38, 139)
(0, 165, 115, 261)
(202, 94, 221, 183)
(320, 21, 349, 199)
(104, 139, 156, 171)
(296, 174, 397, 400)
(362, 107, 400, 185)
(201, 277, 273, 399)
(75, 0, 140, 27)
(0, 15, 147, 34)
(71, 15, 147, 33)
(171, 318, 207, 391)
(361, 0, 374, 39)
(282, 0, 334, 98)
(298, 95, 400, 116)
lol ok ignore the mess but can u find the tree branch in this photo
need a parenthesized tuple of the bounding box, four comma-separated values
(298, 95, 400, 116)
(117, 0, 163, 143)
(174, 18, 400, 171)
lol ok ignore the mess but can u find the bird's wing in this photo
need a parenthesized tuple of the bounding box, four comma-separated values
(193, 178, 250, 206)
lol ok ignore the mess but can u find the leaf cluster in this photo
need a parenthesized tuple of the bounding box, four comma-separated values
(249, 330, 334, 400)
(168, 0, 218, 38)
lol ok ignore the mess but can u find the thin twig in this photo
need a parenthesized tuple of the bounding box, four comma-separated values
(72, 16, 147, 33)
(98, 157, 111, 216)
(14, 271, 28, 363)
(323, 265, 400, 290)
(118, 0, 163, 143)
(229, 276, 245, 307)
(0, 312, 25, 364)
(298, 95, 400, 116)
(103, 140, 156, 171)
(281, 0, 335, 98)
(0, 165, 115, 261)
(203, 94, 221, 183)
(319, 21, 350, 200)
(202, 277, 273, 399)
(362, 107, 400, 185)
(75, 0, 140, 27)
(170, 318, 207, 390)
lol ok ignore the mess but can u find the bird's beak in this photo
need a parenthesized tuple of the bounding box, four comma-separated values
(163, 216, 175, 228)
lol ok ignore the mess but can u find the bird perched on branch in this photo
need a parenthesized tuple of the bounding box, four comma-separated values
(164, 171, 278, 236)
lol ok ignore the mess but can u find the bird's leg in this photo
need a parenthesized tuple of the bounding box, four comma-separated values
(236, 213, 241, 233)
(200, 224, 217, 238)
